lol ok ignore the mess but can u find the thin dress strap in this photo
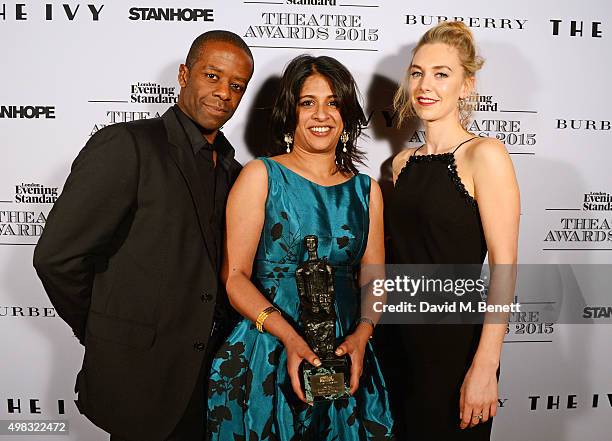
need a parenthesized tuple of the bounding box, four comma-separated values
(412, 144, 425, 157)
(452, 136, 478, 154)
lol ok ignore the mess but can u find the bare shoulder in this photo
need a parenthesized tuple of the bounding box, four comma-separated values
(467, 137, 511, 166)
(232, 159, 269, 199)
(366, 176, 383, 206)
(237, 158, 268, 182)
(368, 176, 382, 194)
(465, 137, 518, 191)
(392, 147, 420, 181)
(392, 147, 417, 171)
(359, 174, 383, 200)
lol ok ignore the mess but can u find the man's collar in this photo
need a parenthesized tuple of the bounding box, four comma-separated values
(172, 105, 236, 169)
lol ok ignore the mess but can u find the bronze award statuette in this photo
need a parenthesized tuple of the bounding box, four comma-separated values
(296, 235, 350, 402)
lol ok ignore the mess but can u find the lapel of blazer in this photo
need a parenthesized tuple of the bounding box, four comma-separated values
(161, 108, 217, 267)
(214, 130, 243, 185)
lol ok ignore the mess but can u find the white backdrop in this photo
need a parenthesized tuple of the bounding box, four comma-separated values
(1, 1, 611, 440)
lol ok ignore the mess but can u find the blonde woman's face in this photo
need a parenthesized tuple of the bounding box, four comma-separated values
(407, 43, 472, 125)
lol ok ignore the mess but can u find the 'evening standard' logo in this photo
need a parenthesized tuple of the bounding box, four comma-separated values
(583, 192, 612, 211)
(15, 183, 58, 204)
(130, 82, 177, 104)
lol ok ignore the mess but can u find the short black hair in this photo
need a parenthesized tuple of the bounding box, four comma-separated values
(270, 55, 366, 175)
(185, 30, 254, 70)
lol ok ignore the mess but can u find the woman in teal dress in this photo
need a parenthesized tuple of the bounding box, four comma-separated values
(207, 55, 395, 440)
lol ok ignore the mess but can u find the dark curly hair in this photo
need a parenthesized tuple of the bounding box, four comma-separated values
(270, 55, 366, 175)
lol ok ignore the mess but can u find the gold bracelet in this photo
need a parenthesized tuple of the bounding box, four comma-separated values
(255, 306, 279, 333)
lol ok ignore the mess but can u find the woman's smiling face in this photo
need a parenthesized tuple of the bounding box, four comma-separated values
(292, 73, 344, 154)
(408, 42, 473, 125)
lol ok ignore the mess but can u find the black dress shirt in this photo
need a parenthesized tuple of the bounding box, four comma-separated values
(173, 104, 234, 269)
(172, 105, 239, 336)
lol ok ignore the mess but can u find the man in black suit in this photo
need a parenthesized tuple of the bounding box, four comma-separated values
(33, 30, 254, 441)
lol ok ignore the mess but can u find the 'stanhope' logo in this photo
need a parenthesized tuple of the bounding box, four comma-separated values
(14, 183, 58, 204)
(583, 306, 612, 319)
(405, 15, 527, 30)
(0, 105, 55, 119)
(128, 7, 213, 22)
(0, 3, 104, 21)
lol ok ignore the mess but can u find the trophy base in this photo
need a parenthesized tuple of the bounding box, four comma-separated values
(300, 356, 351, 402)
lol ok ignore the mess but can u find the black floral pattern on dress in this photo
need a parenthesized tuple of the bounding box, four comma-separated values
(208, 405, 231, 435)
(208, 342, 252, 434)
(336, 224, 357, 261)
(262, 414, 278, 441)
(261, 284, 277, 300)
(363, 419, 394, 440)
(337, 236, 350, 249)
(270, 211, 301, 263)
(271, 223, 283, 241)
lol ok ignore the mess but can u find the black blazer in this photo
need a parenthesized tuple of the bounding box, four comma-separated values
(33, 108, 241, 440)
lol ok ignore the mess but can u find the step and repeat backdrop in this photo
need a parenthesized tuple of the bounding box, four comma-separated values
(1, 1, 611, 440)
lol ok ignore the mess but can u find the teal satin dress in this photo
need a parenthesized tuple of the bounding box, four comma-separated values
(207, 157, 395, 441)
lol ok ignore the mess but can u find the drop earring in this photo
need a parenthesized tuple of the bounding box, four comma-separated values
(340, 131, 349, 153)
(284, 133, 293, 153)
(458, 97, 470, 126)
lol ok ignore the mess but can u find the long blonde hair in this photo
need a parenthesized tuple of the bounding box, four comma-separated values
(393, 21, 485, 128)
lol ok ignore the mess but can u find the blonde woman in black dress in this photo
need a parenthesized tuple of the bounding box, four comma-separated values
(385, 21, 520, 440)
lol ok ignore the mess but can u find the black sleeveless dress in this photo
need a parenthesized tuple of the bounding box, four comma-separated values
(381, 138, 494, 440)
